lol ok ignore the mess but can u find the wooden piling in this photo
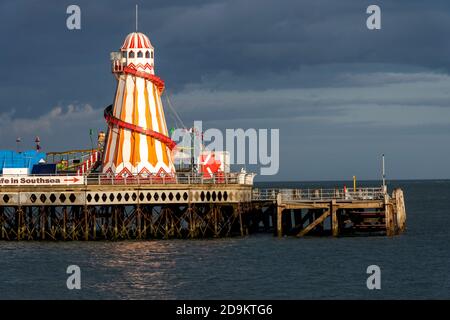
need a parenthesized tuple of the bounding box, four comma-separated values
(143, 206, 148, 239)
(238, 205, 244, 237)
(40, 206, 46, 240)
(393, 189, 406, 233)
(84, 205, 89, 241)
(63, 207, 67, 240)
(384, 194, 395, 236)
(331, 200, 339, 237)
(0, 206, 4, 239)
(214, 206, 219, 237)
(276, 192, 283, 237)
(136, 205, 142, 239)
(114, 207, 118, 240)
(17, 206, 23, 240)
(92, 207, 96, 240)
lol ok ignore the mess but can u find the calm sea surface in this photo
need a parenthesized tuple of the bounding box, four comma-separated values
(0, 180, 449, 299)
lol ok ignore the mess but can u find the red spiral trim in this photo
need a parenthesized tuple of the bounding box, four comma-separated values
(123, 66, 165, 94)
(104, 104, 176, 151)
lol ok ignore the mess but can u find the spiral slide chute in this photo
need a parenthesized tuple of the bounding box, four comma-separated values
(103, 105, 176, 151)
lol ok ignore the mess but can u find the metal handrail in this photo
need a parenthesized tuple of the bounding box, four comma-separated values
(84, 172, 254, 186)
(252, 187, 385, 201)
(0, 172, 256, 186)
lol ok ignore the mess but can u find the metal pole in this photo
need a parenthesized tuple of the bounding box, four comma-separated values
(89, 129, 94, 153)
(135, 5, 138, 31)
(382, 153, 386, 189)
(191, 129, 194, 174)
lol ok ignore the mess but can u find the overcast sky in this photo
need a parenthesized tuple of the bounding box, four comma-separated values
(1, 0, 449, 181)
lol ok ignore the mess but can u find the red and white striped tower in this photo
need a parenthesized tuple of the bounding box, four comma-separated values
(102, 32, 176, 177)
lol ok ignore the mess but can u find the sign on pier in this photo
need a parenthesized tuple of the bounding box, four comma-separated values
(0, 176, 84, 186)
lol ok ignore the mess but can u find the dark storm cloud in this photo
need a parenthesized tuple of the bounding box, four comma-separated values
(170, 68, 450, 123)
(2, 0, 450, 106)
(0, 0, 450, 179)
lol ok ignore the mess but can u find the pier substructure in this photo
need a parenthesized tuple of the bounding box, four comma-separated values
(262, 188, 406, 237)
(0, 184, 252, 240)
(0, 184, 406, 239)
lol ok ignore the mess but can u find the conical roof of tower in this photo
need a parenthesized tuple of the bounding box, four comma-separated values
(121, 32, 153, 50)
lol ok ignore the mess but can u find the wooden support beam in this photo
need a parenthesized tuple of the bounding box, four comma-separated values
(393, 189, 406, 233)
(276, 206, 283, 237)
(297, 208, 331, 237)
(276, 193, 284, 237)
(62, 207, 67, 240)
(40, 206, 46, 240)
(17, 207, 22, 240)
(334, 202, 384, 209)
(285, 203, 330, 210)
(331, 200, 339, 237)
(92, 208, 96, 240)
(70, 208, 76, 240)
(277, 206, 284, 237)
(238, 205, 244, 237)
(143, 206, 148, 239)
(0, 207, 5, 240)
(214, 206, 219, 237)
(164, 208, 169, 239)
(84, 206, 89, 241)
(384, 195, 394, 236)
(114, 207, 118, 240)
(284, 201, 384, 210)
(187, 206, 194, 238)
(136, 205, 142, 239)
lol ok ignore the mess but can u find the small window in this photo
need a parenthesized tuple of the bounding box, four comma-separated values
(137, 51, 143, 58)
(129, 51, 135, 58)
(145, 51, 150, 58)
(151, 51, 154, 59)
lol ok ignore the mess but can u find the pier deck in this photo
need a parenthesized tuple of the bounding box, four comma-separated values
(0, 175, 406, 240)
(252, 187, 406, 237)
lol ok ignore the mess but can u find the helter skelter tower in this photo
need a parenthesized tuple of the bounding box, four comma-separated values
(102, 31, 176, 177)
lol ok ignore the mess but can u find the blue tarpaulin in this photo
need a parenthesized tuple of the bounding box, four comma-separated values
(0, 150, 46, 174)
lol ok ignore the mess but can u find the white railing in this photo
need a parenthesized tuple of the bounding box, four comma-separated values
(0, 172, 256, 186)
(252, 187, 385, 202)
(84, 172, 255, 186)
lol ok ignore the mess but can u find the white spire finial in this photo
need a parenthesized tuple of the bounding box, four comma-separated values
(135, 4, 138, 31)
